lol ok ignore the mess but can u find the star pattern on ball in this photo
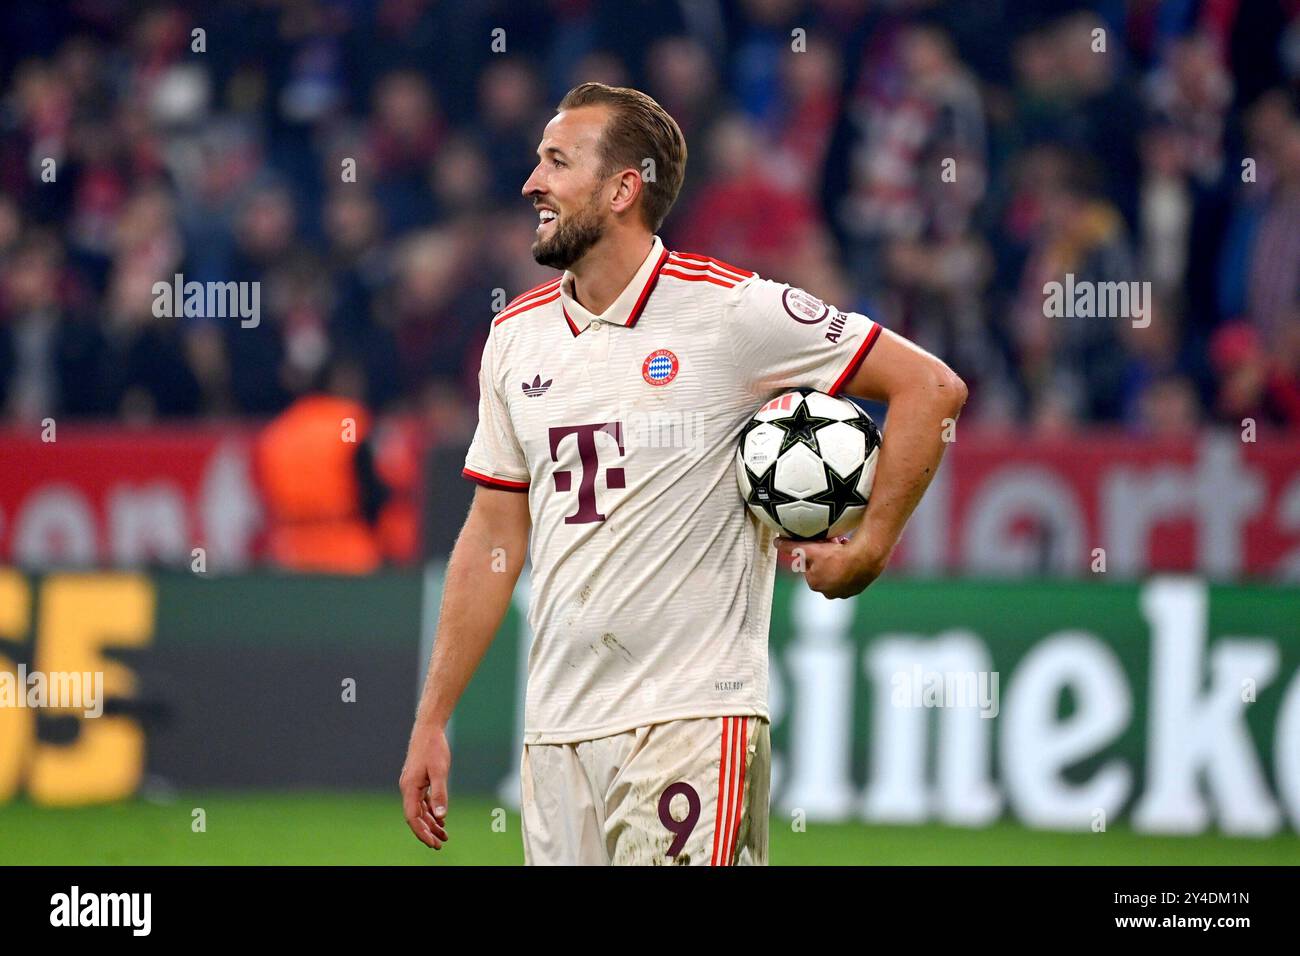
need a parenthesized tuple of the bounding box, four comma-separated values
(737, 416, 768, 448)
(845, 410, 881, 444)
(807, 462, 868, 530)
(744, 461, 798, 528)
(769, 399, 838, 457)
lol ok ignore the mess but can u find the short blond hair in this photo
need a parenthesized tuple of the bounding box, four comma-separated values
(556, 82, 688, 232)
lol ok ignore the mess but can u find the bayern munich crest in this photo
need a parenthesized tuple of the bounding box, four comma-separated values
(641, 349, 679, 386)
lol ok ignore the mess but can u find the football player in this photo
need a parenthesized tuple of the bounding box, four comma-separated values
(400, 83, 966, 865)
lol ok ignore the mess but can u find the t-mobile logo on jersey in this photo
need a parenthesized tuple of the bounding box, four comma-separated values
(549, 422, 625, 524)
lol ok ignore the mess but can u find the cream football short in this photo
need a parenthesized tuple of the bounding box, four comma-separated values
(519, 715, 770, 866)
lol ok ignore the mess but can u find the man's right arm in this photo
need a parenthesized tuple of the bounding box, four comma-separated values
(399, 483, 530, 848)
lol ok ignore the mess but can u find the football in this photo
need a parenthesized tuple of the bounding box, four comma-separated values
(736, 387, 882, 540)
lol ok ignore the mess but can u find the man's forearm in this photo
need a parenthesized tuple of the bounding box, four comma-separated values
(852, 383, 965, 566)
(413, 515, 526, 730)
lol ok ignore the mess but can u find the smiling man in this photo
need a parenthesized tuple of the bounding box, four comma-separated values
(400, 83, 967, 865)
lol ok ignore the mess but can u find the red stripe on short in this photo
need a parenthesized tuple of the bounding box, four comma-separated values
(719, 718, 741, 864)
(711, 717, 732, 866)
(725, 718, 749, 864)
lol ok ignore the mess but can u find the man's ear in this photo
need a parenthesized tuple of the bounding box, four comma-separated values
(609, 168, 644, 217)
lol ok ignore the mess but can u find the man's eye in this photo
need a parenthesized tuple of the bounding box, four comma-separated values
(553, 159, 566, 168)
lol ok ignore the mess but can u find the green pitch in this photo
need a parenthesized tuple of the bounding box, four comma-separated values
(1, 793, 1297, 865)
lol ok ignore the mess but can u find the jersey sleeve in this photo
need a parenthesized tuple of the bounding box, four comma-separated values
(462, 324, 530, 492)
(725, 275, 882, 397)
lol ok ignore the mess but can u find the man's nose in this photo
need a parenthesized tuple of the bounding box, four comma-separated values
(522, 168, 543, 200)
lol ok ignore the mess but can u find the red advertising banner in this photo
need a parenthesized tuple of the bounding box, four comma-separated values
(894, 430, 1300, 580)
(0, 425, 264, 570)
(1, 427, 1296, 579)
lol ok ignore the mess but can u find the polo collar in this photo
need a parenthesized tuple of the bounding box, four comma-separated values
(560, 236, 669, 336)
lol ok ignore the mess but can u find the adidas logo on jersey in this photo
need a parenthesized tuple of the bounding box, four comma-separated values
(522, 374, 552, 397)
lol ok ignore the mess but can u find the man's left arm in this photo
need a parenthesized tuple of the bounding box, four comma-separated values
(776, 328, 967, 598)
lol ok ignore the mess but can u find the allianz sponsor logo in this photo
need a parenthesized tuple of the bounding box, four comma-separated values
(824, 309, 847, 343)
(50, 886, 151, 936)
(1042, 272, 1151, 328)
(0, 664, 103, 718)
(152, 272, 260, 328)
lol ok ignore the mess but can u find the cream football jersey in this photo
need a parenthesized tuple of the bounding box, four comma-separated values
(463, 235, 882, 744)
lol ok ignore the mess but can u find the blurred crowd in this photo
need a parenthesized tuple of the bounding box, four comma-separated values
(1, 0, 1298, 438)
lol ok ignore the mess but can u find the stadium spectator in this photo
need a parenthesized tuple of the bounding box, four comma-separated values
(0, 0, 1294, 435)
(255, 357, 388, 574)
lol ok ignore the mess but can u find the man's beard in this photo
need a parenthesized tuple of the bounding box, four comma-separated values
(532, 194, 606, 269)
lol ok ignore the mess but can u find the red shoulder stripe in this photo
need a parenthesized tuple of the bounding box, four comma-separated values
(669, 251, 753, 279)
(494, 289, 560, 325)
(666, 255, 746, 283)
(661, 266, 737, 288)
(503, 277, 561, 311)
